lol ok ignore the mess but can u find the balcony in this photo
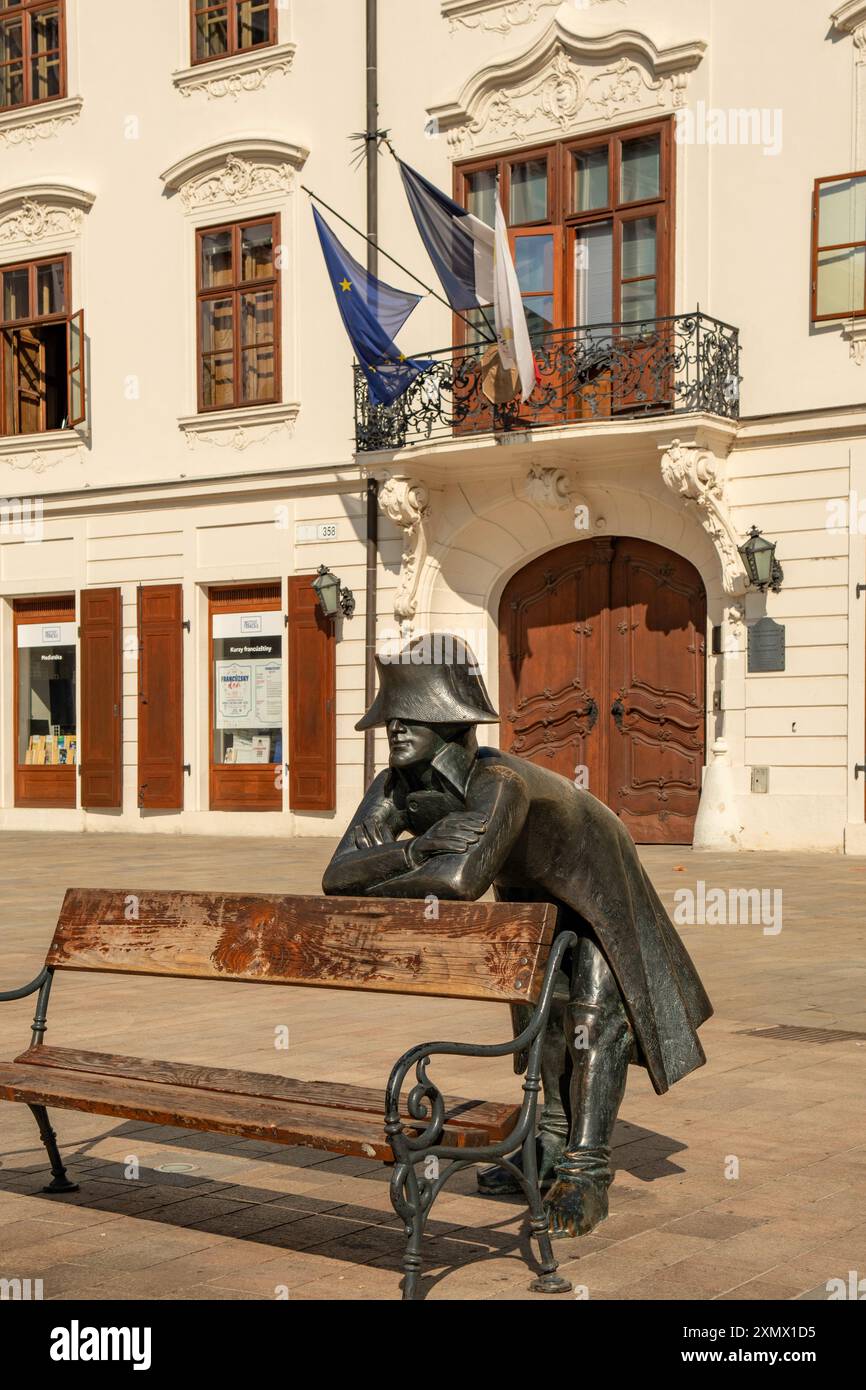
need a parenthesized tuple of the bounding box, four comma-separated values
(354, 310, 740, 455)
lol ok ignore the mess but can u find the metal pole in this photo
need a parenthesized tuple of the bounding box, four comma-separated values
(363, 0, 379, 789)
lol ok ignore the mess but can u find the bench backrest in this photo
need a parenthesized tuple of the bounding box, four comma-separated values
(46, 890, 557, 1005)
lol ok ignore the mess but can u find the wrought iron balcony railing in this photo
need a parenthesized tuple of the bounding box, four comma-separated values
(354, 310, 740, 453)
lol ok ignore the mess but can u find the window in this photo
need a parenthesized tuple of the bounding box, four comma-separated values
(455, 118, 674, 343)
(196, 216, 280, 413)
(812, 173, 866, 321)
(191, 0, 275, 64)
(209, 582, 283, 811)
(13, 594, 76, 809)
(0, 0, 65, 111)
(0, 253, 85, 436)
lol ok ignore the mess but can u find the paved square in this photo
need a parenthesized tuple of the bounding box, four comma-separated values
(0, 832, 864, 1301)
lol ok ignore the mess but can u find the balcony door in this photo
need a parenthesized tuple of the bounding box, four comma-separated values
(456, 119, 675, 418)
(499, 537, 705, 845)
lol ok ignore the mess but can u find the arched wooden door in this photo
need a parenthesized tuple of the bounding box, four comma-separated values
(498, 537, 706, 844)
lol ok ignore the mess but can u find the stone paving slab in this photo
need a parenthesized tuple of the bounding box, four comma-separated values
(0, 830, 864, 1301)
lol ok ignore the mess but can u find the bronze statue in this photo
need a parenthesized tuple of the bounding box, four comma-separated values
(323, 634, 712, 1237)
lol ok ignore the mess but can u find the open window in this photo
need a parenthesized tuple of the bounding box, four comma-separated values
(812, 172, 866, 321)
(0, 254, 86, 436)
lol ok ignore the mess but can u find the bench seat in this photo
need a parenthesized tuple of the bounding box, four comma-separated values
(0, 1046, 520, 1162)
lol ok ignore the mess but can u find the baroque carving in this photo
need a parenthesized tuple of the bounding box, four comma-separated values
(0, 96, 83, 148)
(429, 20, 705, 154)
(0, 200, 83, 245)
(180, 155, 294, 211)
(379, 477, 431, 624)
(181, 407, 298, 452)
(1, 444, 83, 475)
(445, 1, 623, 38)
(659, 440, 746, 596)
(174, 43, 296, 100)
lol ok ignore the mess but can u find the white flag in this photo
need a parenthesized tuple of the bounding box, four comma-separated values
(493, 198, 536, 402)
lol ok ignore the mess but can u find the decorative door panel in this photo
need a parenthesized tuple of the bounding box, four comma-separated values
(608, 540, 705, 843)
(499, 537, 706, 844)
(499, 541, 610, 793)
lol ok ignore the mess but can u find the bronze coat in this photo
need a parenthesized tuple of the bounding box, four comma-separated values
(323, 746, 712, 1095)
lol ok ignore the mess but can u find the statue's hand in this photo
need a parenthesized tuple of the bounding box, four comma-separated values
(352, 816, 396, 849)
(407, 812, 488, 865)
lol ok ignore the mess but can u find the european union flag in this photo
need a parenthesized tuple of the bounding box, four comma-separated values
(312, 206, 430, 406)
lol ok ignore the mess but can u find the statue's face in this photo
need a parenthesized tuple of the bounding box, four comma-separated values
(386, 719, 449, 768)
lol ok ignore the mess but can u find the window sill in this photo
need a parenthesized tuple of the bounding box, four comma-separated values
(0, 96, 83, 148)
(172, 43, 297, 100)
(0, 427, 86, 475)
(179, 401, 300, 451)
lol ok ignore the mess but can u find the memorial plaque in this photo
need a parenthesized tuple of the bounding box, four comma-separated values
(747, 617, 785, 673)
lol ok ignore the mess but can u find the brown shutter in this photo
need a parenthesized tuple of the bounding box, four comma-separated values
(81, 587, 122, 809)
(138, 584, 184, 810)
(288, 576, 336, 811)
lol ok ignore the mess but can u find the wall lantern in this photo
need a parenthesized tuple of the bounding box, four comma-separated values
(312, 564, 356, 620)
(738, 525, 784, 594)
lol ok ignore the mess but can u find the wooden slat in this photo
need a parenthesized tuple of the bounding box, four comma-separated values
(14, 1047, 519, 1140)
(0, 1064, 511, 1160)
(46, 891, 556, 1004)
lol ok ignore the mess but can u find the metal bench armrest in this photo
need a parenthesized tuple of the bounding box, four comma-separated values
(385, 930, 576, 1153)
(0, 967, 50, 1003)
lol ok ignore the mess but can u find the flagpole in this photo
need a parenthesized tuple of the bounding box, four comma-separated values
(364, 0, 379, 791)
(302, 184, 495, 343)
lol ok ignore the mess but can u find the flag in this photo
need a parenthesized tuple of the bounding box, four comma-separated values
(399, 160, 535, 401)
(312, 205, 430, 407)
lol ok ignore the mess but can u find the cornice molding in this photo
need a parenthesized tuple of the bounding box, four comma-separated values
(172, 42, 297, 100)
(428, 17, 705, 152)
(831, 1, 866, 33)
(0, 95, 83, 148)
(161, 137, 309, 212)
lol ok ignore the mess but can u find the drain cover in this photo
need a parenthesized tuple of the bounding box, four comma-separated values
(739, 1025, 866, 1044)
(155, 1162, 199, 1173)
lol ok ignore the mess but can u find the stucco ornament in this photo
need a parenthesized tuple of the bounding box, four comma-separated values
(0, 200, 83, 245)
(444, 1, 624, 37)
(429, 19, 705, 154)
(659, 441, 746, 596)
(180, 155, 293, 211)
(379, 478, 432, 624)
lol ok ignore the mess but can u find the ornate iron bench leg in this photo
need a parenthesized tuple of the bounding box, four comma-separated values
(399, 1163, 426, 1302)
(521, 1126, 572, 1295)
(28, 1105, 79, 1194)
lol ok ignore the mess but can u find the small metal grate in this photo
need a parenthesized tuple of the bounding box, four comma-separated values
(739, 1025, 866, 1044)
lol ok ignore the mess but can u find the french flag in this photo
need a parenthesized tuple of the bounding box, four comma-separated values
(399, 161, 535, 402)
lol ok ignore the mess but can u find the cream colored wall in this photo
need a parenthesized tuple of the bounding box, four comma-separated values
(0, 0, 863, 848)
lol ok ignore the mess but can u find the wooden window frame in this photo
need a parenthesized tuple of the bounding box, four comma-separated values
(453, 116, 676, 343)
(195, 214, 281, 415)
(0, 0, 67, 113)
(13, 592, 76, 809)
(0, 252, 86, 436)
(208, 581, 283, 812)
(190, 0, 276, 67)
(811, 171, 866, 323)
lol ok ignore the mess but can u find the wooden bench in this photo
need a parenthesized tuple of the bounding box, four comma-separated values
(0, 888, 576, 1300)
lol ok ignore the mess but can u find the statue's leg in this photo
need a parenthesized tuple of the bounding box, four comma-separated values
(545, 935, 633, 1239)
(477, 965, 571, 1195)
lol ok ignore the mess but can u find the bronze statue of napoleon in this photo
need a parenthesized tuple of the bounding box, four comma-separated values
(323, 634, 712, 1237)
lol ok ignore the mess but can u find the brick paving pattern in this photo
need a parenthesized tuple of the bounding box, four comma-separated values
(0, 831, 864, 1301)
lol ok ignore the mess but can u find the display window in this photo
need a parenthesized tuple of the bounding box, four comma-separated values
(208, 582, 282, 811)
(13, 593, 76, 808)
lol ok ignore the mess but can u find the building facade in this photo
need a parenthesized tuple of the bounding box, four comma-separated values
(1, 0, 865, 851)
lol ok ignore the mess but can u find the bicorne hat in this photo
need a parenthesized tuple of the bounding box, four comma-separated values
(355, 633, 499, 731)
